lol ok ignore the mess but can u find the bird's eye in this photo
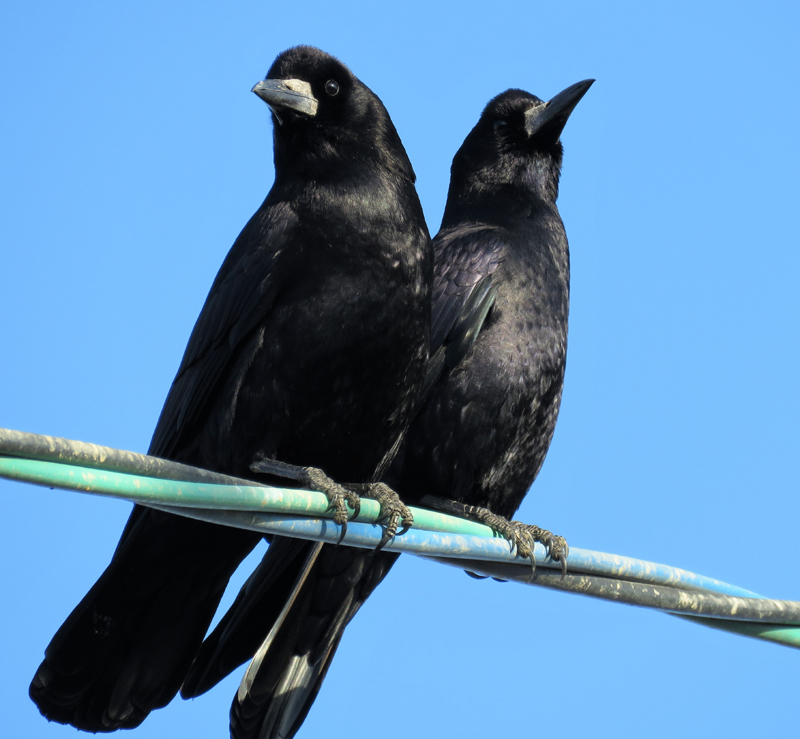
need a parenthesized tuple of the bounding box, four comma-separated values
(325, 79, 340, 96)
(494, 120, 509, 133)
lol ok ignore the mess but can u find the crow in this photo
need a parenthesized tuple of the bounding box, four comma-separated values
(397, 80, 593, 566)
(182, 80, 592, 739)
(29, 45, 431, 732)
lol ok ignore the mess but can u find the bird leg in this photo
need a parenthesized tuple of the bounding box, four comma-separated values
(249, 458, 361, 544)
(344, 482, 414, 551)
(422, 495, 568, 577)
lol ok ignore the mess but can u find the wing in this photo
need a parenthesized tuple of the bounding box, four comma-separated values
(149, 201, 298, 460)
(420, 224, 505, 400)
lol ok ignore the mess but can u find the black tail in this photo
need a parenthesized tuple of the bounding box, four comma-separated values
(183, 538, 398, 739)
(29, 506, 260, 732)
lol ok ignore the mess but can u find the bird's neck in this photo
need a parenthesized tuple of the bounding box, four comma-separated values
(443, 182, 556, 229)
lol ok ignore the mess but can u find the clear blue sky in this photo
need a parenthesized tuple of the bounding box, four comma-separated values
(2, 1, 798, 737)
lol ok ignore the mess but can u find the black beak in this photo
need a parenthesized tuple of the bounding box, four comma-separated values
(252, 78, 319, 122)
(525, 79, 594, 144)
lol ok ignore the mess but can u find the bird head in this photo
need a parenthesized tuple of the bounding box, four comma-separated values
(252, 46, 415, 182)
(449, 80, 594, 206)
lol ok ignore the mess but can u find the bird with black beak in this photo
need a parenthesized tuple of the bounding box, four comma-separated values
(401, 79, 595, 574)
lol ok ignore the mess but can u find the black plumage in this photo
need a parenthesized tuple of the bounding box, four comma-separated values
(399, 81, 593, 546)
(29, 45, 431, 732)
(186, 80, 591, 739)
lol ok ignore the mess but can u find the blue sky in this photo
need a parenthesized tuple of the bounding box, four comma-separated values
(2, 1, 798, 737)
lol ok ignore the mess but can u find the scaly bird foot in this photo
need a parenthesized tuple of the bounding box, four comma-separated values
(512, 523, 569, 579)
(422, 496, 568, 578)
(250, 458, 360, 543)
(346, 482, 413, 550)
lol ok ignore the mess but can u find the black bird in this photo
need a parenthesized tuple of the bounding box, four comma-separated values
(183, 80, 591, 739)
(396, 80, 593, 563)
(29, 45, 431, 732)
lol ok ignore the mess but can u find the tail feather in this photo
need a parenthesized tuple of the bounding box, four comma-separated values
(29, 507, 260, 732)
(233, 642, 340, 739)
(183, 538, 321, 698)
(186, 538, 398, 739)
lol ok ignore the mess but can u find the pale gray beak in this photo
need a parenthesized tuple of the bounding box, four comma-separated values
(252, 78, 319, 122)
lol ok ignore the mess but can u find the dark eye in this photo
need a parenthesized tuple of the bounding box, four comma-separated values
(494, 119, 509, 133)
(325, 79, 340, 96)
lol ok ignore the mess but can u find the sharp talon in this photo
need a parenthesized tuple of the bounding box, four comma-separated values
(350, 481, 412, 551)
(429, 501, 566, 578)
(398, 523, 412, 537)
(337, 519, 348, 545)
(376, 530, 391, 552)
(375, 514, 399, 551)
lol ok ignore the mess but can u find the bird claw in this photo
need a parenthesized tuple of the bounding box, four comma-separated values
(250, 457, 361, 543)
(348, 482, 413, 551)
(375, 512, 413, 550)
(336, 519, 347, 545)
(544, 533, 569, 579)
(521, 525, 568, 579)
(327, 488, 362, 544)
(424, 498, 568, 577)
(250, 461, 411, 549)
(376, 488, 413, 551)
